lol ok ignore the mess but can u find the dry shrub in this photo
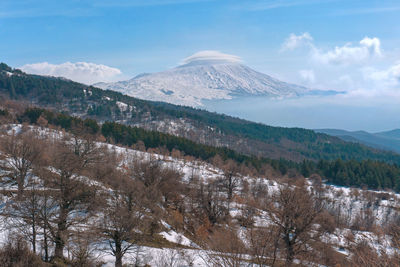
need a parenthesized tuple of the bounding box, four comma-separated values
(195, 217, 212, 241)
(0, 235, 48, 267)
(203, 227, 247, 267)
(317, 210, 336, 234)
(348, 241, 381, 267)
(169, 209, 185, 231)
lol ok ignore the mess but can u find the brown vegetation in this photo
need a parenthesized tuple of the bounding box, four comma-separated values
(0, 114, 399, 267)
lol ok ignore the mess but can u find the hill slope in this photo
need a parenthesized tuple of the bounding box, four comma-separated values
(1, 123, 399, 266)
(1, 62, 400, 164)
(376, 129, 400, 140)
(316, 128, 400, 153)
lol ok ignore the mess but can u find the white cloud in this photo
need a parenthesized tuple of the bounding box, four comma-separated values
(363, 62, 400, 87)
(312, 37, 382, 65)
(182, 50, 242, 65)
(359, 37, 382, 56)
(299, 69, 315, 83)
(20, 62, 122, 85)
(337, 75, 355, 89)
(280, 33, 400, 100)
(281, 34, 382, 65)
(281, 32, 313, 51)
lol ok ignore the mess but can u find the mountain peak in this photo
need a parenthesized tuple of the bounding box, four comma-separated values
(94, 51, 318, 107)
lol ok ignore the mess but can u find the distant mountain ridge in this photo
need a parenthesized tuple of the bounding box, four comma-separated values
(316, 128, 400, 153)
(94, 54, 340, 107)
(375, 129, 400, 140)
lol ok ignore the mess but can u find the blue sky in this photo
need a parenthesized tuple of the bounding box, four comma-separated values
(1, 0, 400, 130)
(1, 0, 399, 74)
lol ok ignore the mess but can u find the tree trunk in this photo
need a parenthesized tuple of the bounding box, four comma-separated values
(43, 226, 49, 262)
(17, 174, 25, 199)
(115, 241, 123, 267)
(284, 234, 294, 266)
(286, 247, 294, 267)
(54, 211, 68, 260)
(227, 182, 232, 211)
(271, 236, 279, 267)
(228, 179, 233, 201)
(54, 233, 65, 260)
(32, 222, 36, 254)
(42, 194, 50, 262)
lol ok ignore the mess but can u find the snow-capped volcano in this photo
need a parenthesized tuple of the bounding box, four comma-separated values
(94, 51, 309, 106)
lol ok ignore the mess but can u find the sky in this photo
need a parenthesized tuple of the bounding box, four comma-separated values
(1, 0, 400, 130)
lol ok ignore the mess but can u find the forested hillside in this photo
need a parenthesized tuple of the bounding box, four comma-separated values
(1, 105, 399, 192)
(2, 63, 400, 165)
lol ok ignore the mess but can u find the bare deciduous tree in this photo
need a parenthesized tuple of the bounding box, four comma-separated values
(221, 159, 240, 209)
(39, 138, 99, 261)
(202, 227, 247, 267)
(197, 179, 228, 225)
(248, 225, 281, 266)
(4, 179, 42, 254)
(97, 174, 148, 267)
(68, 229, 101, 267)
(130, 159, 181, 202)
(263, 180, 323, 266)
(0, 129, 42, 198)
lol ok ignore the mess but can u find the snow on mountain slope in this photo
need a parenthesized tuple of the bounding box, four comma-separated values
(94, 51, 309, 106)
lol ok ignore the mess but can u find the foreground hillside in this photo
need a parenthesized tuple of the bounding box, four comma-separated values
(1, 63, 400, 166)
(0, 119, 399, 266)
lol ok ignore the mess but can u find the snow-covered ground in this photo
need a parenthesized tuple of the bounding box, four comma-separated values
(0, 124, 399, 266)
